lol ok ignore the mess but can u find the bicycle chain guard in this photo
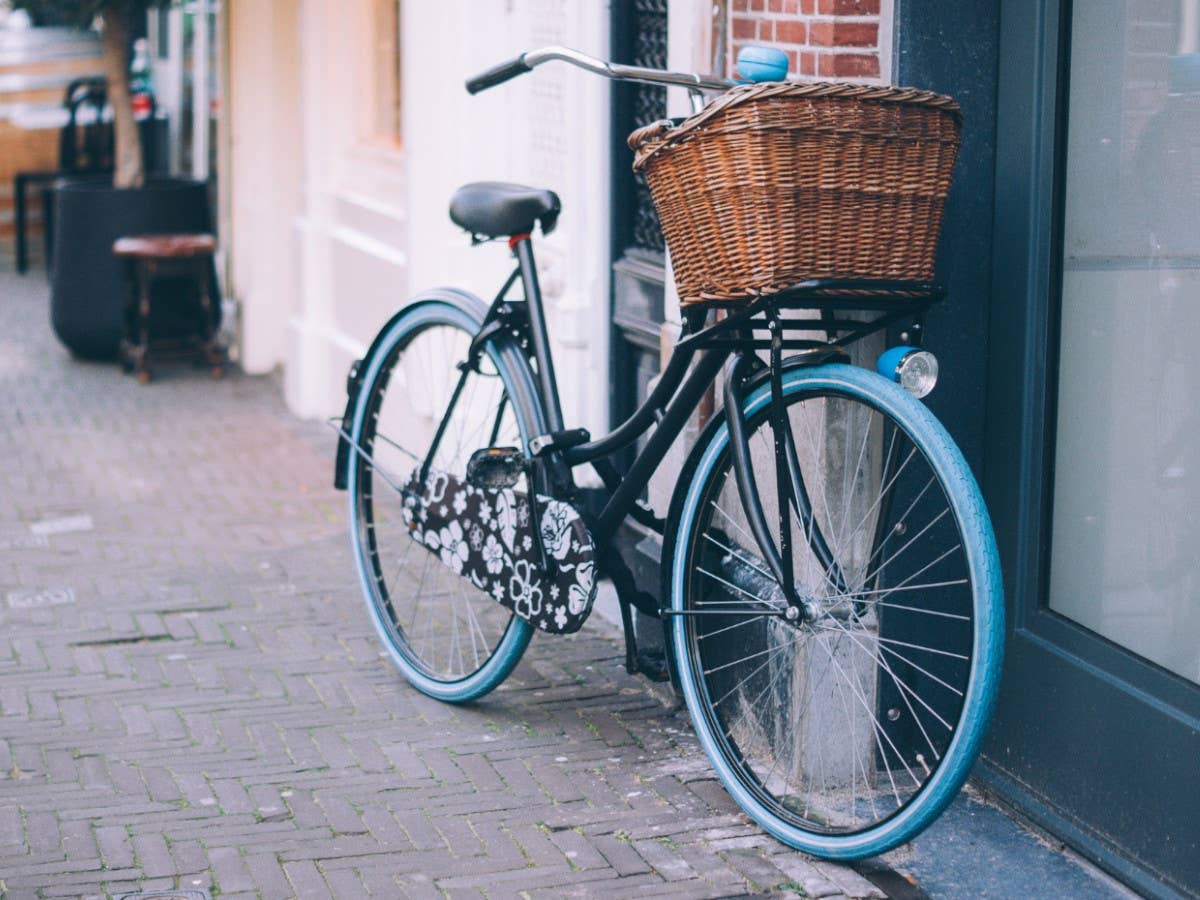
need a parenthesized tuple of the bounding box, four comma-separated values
(401, 466, 597, 634)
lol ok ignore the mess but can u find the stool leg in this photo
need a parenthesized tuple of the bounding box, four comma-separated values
(119, 260, 134, 374)
(14, 175, 27, 275)
(196, 258, 223, 378)
(135, 261, 153, 383)
(42, 186, 55, 271)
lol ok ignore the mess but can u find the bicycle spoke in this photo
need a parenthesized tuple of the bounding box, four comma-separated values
(819, 612, 952, 744)
(702, 531, 774, 580)
(696, 566, 784, 608)
(873, 634, 969, 661)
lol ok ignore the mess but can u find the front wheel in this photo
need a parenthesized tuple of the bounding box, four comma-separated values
(666, 363, 1003, 859)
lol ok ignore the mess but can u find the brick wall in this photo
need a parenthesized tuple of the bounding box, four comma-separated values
(726, 0, 889, 83)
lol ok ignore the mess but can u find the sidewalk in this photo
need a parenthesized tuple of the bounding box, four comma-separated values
(0, 267, 1133, 899)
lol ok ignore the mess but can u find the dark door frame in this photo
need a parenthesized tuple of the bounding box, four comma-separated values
(609, 0, 669, 445)
(980, 1, 1200, 897)
(607, 0, 672, 673)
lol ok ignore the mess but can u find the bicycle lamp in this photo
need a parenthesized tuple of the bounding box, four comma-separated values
(736, 46, 790, 83)
(877, 346, 939, 398)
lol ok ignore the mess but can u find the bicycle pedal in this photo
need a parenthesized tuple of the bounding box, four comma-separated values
(466, 446, 525, 488)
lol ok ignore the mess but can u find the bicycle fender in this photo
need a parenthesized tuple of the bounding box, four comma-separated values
(332, 360, 363, 491)
(333, 287, 534, 491)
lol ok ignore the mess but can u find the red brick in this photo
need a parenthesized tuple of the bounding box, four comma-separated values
(810, 21, 877, 47)
(732, 0, 750, 9)
(758, 19, 774, 40)
(787, 49, 800, 74)
(800, 0, 816, 13)
(819, 0, 881, 12)
(800, 50, 817, 75)
(750, 0, 766, 10)
(775, 19, 808, 44)
(838, 22, 878, 45)
(732, 16, 756, 39)
(818, 52, 880, 78)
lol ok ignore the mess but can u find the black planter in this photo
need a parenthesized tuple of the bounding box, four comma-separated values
(50, 177, 214, 359)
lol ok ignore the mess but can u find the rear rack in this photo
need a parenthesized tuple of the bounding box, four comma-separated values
(677, 278, 944, 354)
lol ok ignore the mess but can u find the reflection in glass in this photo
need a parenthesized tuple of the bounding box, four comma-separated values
(1050, 0, 1199, 684)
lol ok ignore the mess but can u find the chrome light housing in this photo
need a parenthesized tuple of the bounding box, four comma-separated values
(877, 346, 939, 398)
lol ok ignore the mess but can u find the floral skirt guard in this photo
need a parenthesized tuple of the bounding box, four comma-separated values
(400, 467, 598, 634)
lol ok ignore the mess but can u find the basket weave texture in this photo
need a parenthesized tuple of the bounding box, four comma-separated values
(629, 81, 963, 304)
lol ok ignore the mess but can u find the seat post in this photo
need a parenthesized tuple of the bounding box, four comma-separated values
(511, 234, 565, 432)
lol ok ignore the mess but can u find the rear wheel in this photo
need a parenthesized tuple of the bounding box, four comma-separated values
(345, 296, 541, 702)
(667, 362, 1003, 859)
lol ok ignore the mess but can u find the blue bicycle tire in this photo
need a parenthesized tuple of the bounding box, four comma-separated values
(345, 294, 541, 703)
(667, 363, 1004, 859)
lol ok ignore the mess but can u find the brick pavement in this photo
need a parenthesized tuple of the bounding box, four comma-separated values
(0, 269, 886, 898)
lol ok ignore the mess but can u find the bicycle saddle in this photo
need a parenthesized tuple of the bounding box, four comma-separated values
(449, 182, 561, 239)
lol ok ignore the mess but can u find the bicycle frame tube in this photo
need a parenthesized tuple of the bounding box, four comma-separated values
(591, 348, 729, 543)
(514, 238, 565, 432)
(562, 321, 703, 465)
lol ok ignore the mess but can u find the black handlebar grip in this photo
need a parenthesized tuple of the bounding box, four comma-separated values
(465, 54, 531, 94)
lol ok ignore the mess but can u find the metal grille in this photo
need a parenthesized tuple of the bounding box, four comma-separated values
(631, 0, 668, 253)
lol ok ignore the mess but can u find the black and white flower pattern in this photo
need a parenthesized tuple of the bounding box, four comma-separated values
(509, 559, 543, 620)
(495, 490, 518, 553)
(541, 505, 574, 561)
(482, 534, 504, 574)
(426, 520, 469, 574)
(568, 560, 595, 616)
(402, 466, 598, 634)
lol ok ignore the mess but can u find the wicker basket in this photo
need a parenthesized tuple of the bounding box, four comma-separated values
(628, 81, 962, 304)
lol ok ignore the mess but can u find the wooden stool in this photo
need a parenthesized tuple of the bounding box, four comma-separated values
(113, 233, 224, 383)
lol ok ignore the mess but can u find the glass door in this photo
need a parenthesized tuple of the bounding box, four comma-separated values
(984, 0, 1200, 896)
(1050, 3, 1200, 684)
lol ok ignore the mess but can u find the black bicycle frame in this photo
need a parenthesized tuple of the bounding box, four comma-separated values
(419, 235, 942, 668)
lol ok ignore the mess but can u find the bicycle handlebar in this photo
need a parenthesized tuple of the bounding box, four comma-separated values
(465, 45, 733, 96)
(465, 54, 532, 94)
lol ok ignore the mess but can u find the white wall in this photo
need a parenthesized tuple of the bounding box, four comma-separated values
(401, 0, 612, 440)
(227, 0, 303, 380)
(228, 0, 612, 435)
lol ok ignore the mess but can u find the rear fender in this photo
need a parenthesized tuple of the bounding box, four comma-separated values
(333, 287, 534, 490)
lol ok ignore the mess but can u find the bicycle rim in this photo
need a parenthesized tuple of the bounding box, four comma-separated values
(670, 363, 1003, 858)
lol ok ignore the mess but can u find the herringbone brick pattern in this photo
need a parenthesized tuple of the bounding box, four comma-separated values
(0, 270, 884, 898)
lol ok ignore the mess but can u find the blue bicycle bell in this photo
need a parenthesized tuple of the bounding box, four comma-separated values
(736, 46, 790, 83)
(878, 346, 939, 398)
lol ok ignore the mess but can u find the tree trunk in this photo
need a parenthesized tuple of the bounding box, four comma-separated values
(101, 8, 143, 189)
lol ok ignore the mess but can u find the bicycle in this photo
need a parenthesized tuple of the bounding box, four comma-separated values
(332, 46, 1004, 861)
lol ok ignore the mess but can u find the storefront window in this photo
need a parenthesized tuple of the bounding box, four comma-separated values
(1049, 0, 1200, 683)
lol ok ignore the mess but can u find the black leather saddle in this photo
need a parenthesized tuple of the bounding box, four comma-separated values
(449, 182, 561, 239)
